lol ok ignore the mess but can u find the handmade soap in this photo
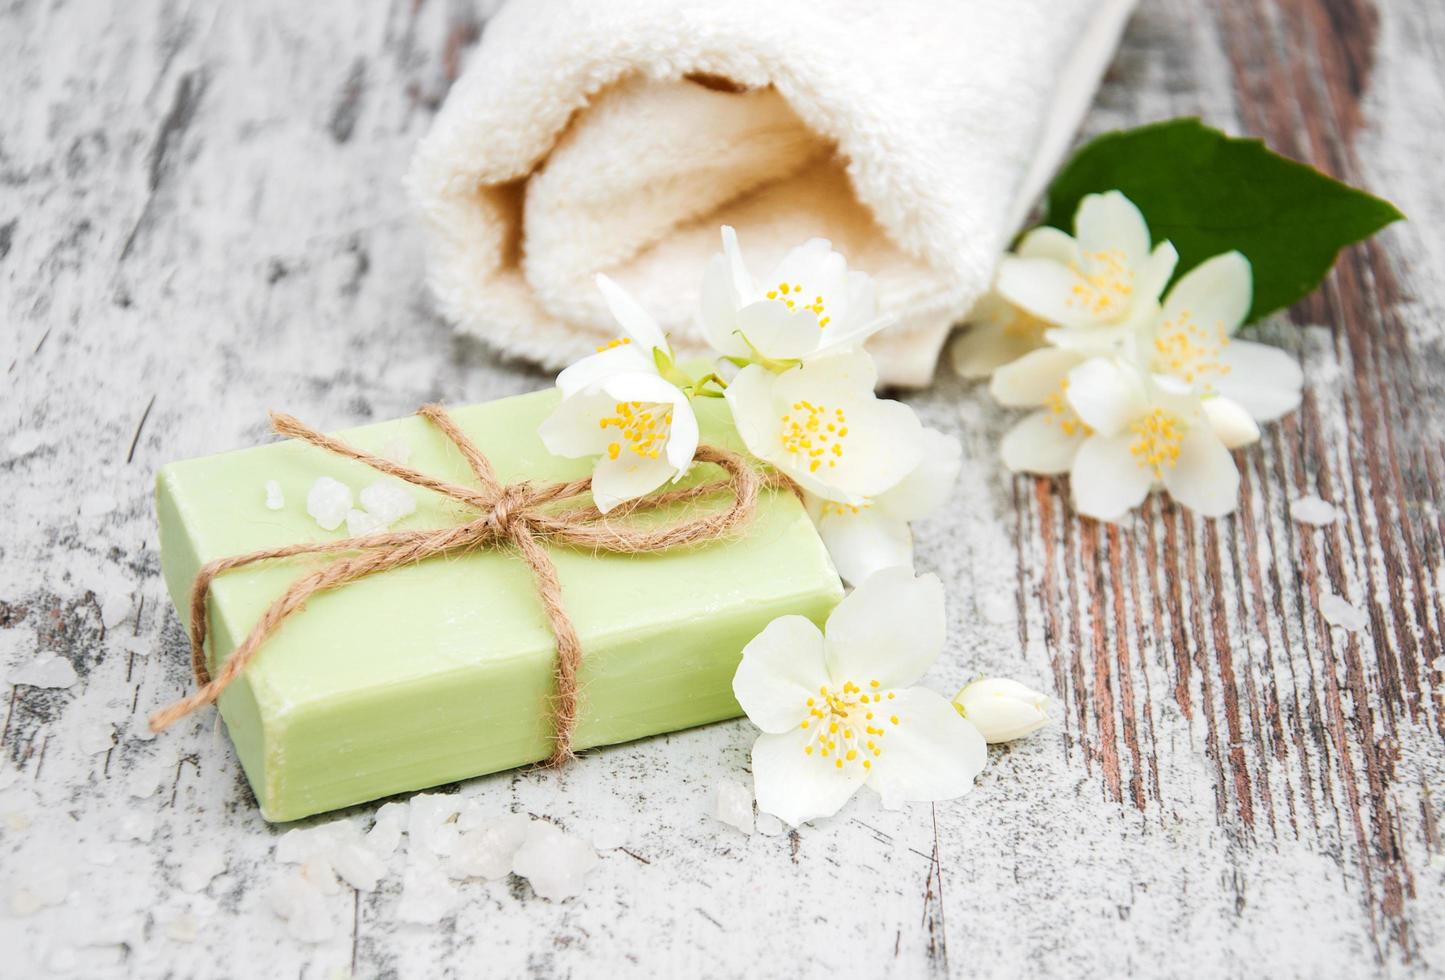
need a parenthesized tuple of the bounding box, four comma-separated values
(156, 390, 843, 822)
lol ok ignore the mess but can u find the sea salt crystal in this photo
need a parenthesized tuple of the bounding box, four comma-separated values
(267, 873, 336, 943)
(407, 793, 462, 857)
(79, 492, 118, 517)
(8, 866, 69, 916)
(80, 721, 116, 755)
(86, 845, 118, 867)
(380, 437, 413, 465)
(755, 813, 786, 837)
(446, 813, 532, 880)
(306, 477, 353, 531)
(164, 912, 202, 943)
(396, 860, 458, 924)
(127, 767, 161, 800)
(344, 508, 387, 537)
(712, 779, 754, 835)
(512, 820, 598, 902)
(4, 810, 32, 833)
(8, 655, 78, 689)
(6, 430, 47, 458)
(1320, 592, 1368, 632)
(275, 822, 348, 864)
(331, 840, 387, 892)
(99, 592, 131, 629)
(176, 847, 227, 893)
(365, 802, 407, 857)
(360, 481, 416, 525)
(115, 811, 156, 843)
(1290, 496, 1339, 526)
(264, 480, 285, 511)
(301, 857, 342, 896)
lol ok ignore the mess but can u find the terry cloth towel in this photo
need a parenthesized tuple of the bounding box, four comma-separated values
(409, 0, 1136, 387)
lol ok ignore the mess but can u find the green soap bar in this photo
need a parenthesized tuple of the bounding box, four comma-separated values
(156, 388, 843, 822)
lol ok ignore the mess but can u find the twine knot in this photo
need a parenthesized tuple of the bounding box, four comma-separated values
(148, 403, 797, 767)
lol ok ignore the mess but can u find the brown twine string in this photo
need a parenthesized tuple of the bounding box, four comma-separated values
(149, 403, 798, 766)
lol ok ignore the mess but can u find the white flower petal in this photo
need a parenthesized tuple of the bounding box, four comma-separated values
(1015, 225, 1080, 264)
(989, 348, 1083, 408)
(720, 225, 753, 304)
(768, 239, 846, 307)
(555, 345, 653, 398)
(590, 454, 677, 514)
(537, 389, 614, 459)
(1135, 242, 1180, 305)
(1066, 358, 1148, 436)
(1202, 396, 1260, 449)
(752, 728, 867, 827)
(824, 568, 944, 690)
(995, 256, 1096, 329)
(1161, 427, 1240, 517)
(733, 616, 830, 733)
(723, 364, 783, 461)
(866, 688, 987, 808)
(1000, 410, 1086, 475)
(1161, 251, 1252, 337)
(877, 428, 961, 520)
(1070, 433, 1154, 522)
(812, 503, 914, 587)
(951, 322, 1043, 381)
(698, 253, 748, 358)
(736, 300, 823, 359)
(1074, 190, 1151, 268)
(815, 396, 925, 501)
(595, 274, 669, 353)
(1213, 340, 1303, 422)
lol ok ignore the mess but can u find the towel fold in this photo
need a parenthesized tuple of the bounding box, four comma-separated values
(409, 0, 1135, 386)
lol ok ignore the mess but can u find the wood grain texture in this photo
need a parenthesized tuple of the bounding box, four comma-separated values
(0, 0, 1441, 976)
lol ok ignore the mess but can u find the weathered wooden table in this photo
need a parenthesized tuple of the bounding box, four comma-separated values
(2, 0, 1440, 976)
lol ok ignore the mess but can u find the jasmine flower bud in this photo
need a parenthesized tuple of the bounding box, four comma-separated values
(952, 678, 1050, 743)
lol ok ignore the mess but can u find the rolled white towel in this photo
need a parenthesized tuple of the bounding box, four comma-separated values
(409, 0, 1135, 386)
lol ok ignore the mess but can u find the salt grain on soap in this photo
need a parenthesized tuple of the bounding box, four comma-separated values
(1320, 592, 1368, 632)
(712, 779, 755, 835)
(447, 812, 532, 881)
(264, 479, 285, 511)
(1290, 495, 1339, 526)
(306, 477, 353, 531)
(99, 592, 131, 629)
(344, 508, 387, 537)
(360, 481, 417, 525)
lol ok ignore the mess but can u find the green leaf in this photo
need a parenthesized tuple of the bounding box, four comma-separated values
(1042, 118, 1404, 321)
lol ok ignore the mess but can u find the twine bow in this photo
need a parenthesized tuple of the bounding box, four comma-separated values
(149, 404, 792, 766)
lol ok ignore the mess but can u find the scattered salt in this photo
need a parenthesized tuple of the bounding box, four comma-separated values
(331, 840, 387, 892)
(512, 820, 598, 902)
(447, 813, 532, 880)
(712, 779, 754, 835)
(1320, 592, 1368, 632)
(176, 848, 227, 893)
(5, 810, 33, 833)
(7, 655, 78, 689)
(365, 802, 407, 857)
(264, 480, 285, 511)
(267, 873, 336, 943)
(301, 857, 342, 896)
(115, 811, 157, 843)
(127, 767, 161, 800)
(380, 437, 413, 465)
(6, 430, 47, 458)
(1290, 495, 1339, 526)
(99, 592, 131, 629)
(275, 822, 348, 864)
(8, 866, 69, 916)
(755, 813, 786, 837)
(306, 477, 353, 531)
(588, 820, 629, 850)
(80, 721, 116, 755)
(164, 912, 202, 944)
(360, 481, 416, 525)
(344, 508, 386, 537)
(45, 946, 78, 973)
(79, 492, 118, 517)
(407, 793, 462, 857)
(86, 845, 118, 867)
(396, 860, 458, 924)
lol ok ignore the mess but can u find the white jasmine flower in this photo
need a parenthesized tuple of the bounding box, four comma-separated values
(1062, 357, 1256, 521)
(952, 678, 1051, 743)
(995, 191, 1178, 348)
(538, 371, 700, 513)
(1145, 251, 1303, 422)
(950, 225, 1082, 379)
(725, 352, 924, 504)
(990, 347, 1093, 475)
(806, 427, 962, 585)
(699, 227, 890, 368)
(556, 274, 679, 397)
(733, 569, 987, 826)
